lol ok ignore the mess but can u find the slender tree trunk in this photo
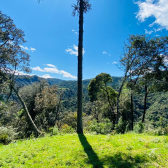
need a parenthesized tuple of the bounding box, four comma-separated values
(11, 85, 42, 136)
(0, 72, 42, 136)
(116, 78, 126, 124)
(104, 88, 116, 125)
(77, 0, 84, 134)
(131, 91, 133, 130)
(142, 84, 148, 123)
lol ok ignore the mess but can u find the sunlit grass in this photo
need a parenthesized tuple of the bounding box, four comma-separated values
(0, 133, 168, 167)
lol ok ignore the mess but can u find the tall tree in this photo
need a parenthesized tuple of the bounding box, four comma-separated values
(117, 35, 168, 124)
(72, 0, 91, 134)
(0, 11, 42, 136)
(88, 73, 118, 125)
(38, 0, 91, 134)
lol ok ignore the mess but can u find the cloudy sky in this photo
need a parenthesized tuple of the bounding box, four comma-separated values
(1, 0, 168, 80)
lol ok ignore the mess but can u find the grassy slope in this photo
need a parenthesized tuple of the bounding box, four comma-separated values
(0, 133, 168, 168)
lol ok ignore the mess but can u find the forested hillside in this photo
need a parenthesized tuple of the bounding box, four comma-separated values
(14, 75, 168, 127)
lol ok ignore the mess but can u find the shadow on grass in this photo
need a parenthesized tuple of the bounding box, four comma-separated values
(101, 152, 149, 168)
(78, 134, 103, 168)
(78, 134, 149, 168)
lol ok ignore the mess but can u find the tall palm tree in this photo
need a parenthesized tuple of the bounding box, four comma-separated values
(77, 0, 84, 134)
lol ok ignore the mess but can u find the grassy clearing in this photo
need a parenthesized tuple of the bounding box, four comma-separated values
(0, 133, 168, 168)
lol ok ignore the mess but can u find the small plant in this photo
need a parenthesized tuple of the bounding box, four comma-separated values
(88, 119, 112, 134)
(60, 124, 75, 133)
(115, 117, 127, 134)
(151, 138, 161, 143)
(0, 126, 17, 145)
(49, 126, 59, 135)
(148, 150, 157, 160)
(126, 145, 133, 150)
(163, 126, 168, 135)
(134, 122, 144, 133)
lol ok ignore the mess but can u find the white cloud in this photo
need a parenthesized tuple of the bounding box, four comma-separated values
(20, 45, 29, 50)
(46, 64, 56, 68)
(103, 51, 111, 56)
(136, 0, 168, 30)
(30, 48, 36, 51)
(41, 74, 53, 78)
(112, 62, 118, 64)
(145, 29, 153, 34)
(32, 64, 77, 79)
(20, 45, 36, 52)
(43, 67, 59, 73)
(72, 29, 78, 34)
(65, 44, 85, 56)
(59, 70, 77, 79)
(31, 66, 44, 72)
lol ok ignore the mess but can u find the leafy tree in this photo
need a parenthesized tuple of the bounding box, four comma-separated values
(88, 73, 118, 125)
(0, 11, 30, 76)
(34, 85, 63, 130)
(118, 35, 168, 124)
(0, 11, 42, 136)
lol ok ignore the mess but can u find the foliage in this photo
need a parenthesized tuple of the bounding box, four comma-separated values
(134, 122, 144, 133)
(115, 117, 128, 134)
(0, 11, 30, 85)
(87, 118, 113, 134)
(72, 0, 92, 16)
(0, 126, 17, 144)
(49, 126, 59, 136)
(60, 124, 75, 134)
(61, 112, 77, 129)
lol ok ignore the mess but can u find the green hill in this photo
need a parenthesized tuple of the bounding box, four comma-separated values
(0, 133, 168, 167)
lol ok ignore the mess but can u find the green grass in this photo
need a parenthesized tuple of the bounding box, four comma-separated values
(0, 133, 168, 167)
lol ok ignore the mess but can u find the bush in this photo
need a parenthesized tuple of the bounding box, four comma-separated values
(88, 119, 113, 134)
(60, 124, 75, 133)
(0, 126, 17, 144)
(134, 122, 144, 133)
(49, 126, 59, 135)
(163, 126, 168, 135)
(115, 117, 127, 134)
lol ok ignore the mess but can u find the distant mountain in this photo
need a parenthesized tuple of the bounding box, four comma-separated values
(14, 75, 123, 112)
(15, 75, 65, 87)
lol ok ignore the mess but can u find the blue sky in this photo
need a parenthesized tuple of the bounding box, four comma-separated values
(1, 0, 168, 80)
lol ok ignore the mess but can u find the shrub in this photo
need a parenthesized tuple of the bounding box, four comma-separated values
(60, 124, 75, 133)
(0, 126, 17, 144)
(115, 117, 127, 134)
(163, 126, 168, 135)
(88, 119, 113, 134)
(49, 126, 59, 135)
(134, 122, 144, 133)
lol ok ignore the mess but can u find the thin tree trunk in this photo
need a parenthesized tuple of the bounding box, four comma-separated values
(116, 78, 126, 124)
(11, 85, 42, 136)
(131, 91, 133, 130)
(77, 0, 84, 134)
(142, 84, 148, 123)
(104, 88, 116, 125)
(0, 72, 42, 136)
